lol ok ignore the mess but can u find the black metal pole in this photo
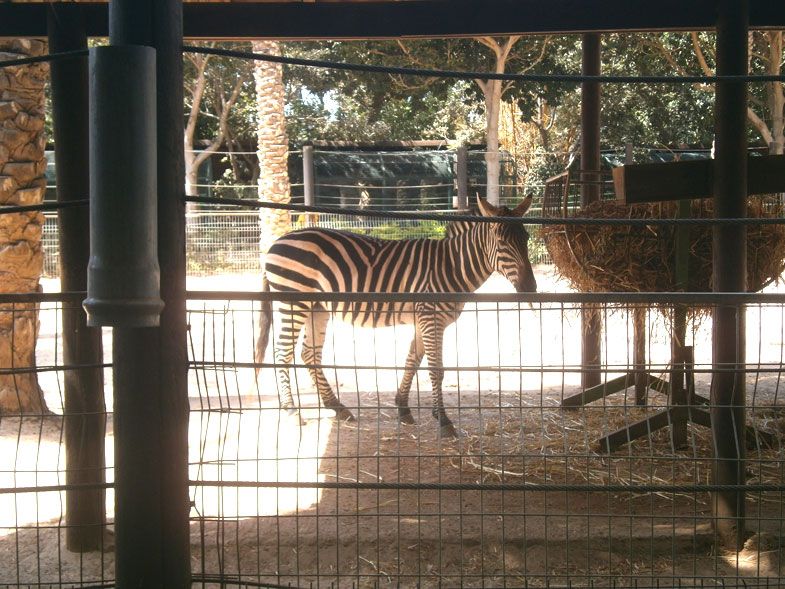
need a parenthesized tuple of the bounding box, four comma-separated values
(47, 4, 106, 554)
(581, 33, 602, 388)
(712, 0, 748, 550)
(107, 1, 190, 587)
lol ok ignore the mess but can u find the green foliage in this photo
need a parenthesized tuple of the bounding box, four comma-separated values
(352, 220, 446, 241)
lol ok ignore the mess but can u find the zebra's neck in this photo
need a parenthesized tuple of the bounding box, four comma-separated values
(439, 222, 494, 292)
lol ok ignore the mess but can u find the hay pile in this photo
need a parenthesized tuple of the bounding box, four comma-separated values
(539, 197, 785, 293)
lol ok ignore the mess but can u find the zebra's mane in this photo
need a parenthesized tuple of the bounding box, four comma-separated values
(444, 207, 480, 239)
(444, 205, 515, 239)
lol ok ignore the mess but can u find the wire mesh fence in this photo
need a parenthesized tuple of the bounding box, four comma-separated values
(42, 203, 552, 279)
(185, 280, 785, 587)
(2, 273, 785, 587)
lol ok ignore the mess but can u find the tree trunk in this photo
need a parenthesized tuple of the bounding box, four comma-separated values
(484, 82, 503, 205)
(766, 32, 784, 154)
(253, 40, 291, 256)
(0, 39, 49, 414)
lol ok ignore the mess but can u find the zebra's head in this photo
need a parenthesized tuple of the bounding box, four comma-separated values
(476, 195, 538, 293)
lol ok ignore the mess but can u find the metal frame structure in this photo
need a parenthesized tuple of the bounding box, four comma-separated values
(1, 0, 782, 586)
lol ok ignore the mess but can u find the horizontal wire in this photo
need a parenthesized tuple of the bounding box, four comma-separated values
(0, 199, 88, 216)
(0, 49, 88, 70)
(4, 480, 782, 495)
(194, 480, 784, 493)
(183, 44, 785, 85)
(186, 289, 785, 304)
(185, 195, 785, 227)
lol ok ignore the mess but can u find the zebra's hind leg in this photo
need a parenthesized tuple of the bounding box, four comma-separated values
(302, 305, 355, 422)
(274, 302, 307, 425)
(395, 330, 425, 425)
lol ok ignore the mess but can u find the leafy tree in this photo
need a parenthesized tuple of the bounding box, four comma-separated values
(282, 37, 562, 204)
(646, 31, 784, 153)
(183, 42, 254, 200)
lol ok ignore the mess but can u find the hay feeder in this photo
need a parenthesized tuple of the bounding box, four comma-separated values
(540, 162, 785, 452)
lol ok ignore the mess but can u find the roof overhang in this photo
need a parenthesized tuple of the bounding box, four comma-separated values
(3, 0, 785, 40)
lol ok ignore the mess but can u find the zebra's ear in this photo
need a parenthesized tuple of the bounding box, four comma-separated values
(476, 196, 501, 217)
(511, 194, 533, 217)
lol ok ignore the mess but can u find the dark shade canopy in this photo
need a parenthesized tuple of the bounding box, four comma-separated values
(3, 0, 785, 40)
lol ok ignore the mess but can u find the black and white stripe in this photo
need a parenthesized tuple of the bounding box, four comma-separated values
(254, 196, 536, 437)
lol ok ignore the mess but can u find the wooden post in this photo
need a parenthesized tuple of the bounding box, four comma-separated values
(581, 33, 602, 388)
(711, 0, 748, 550)
(303, 144, 316, 225)
(47, 4, 106, 553)
(455, 146, 469, 209)
(107, 0, 191, 587)
(669, 198, 691, 449)
(623, 142, 648, 406)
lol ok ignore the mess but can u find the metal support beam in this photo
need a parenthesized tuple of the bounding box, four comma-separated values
(107, 1, 190, 587)
(47, 4, 106, 554)
(580, 33, 602, 389)
(711, 0, 749, 550)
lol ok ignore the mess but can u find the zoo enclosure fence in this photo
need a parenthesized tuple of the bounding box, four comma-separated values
(2, 287, 785, 587)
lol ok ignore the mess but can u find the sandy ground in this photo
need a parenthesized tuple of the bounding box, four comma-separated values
(1, 267, 784, 587)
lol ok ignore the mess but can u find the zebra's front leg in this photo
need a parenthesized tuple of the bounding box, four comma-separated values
(302, 305, 355, 422)
(395, 330, 425, 425)
(418, 316, 457, 439)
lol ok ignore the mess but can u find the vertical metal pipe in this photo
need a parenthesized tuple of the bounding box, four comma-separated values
(107, 0, 190, 587)
(85, 45, 162, 327)
(712, 0, 748, 550)
(581, 33, 602, 388)
(47, 4, 106, 553)
(456, 146, 469, 209)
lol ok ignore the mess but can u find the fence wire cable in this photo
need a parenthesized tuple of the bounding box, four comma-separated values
(0, 199, 88, 216)
(0, 49, 88, 69)
(183, 44, 785, 85)
(186, 194, 785, 227)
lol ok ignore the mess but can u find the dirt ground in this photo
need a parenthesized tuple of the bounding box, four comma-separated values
(1, 267, 784, 587)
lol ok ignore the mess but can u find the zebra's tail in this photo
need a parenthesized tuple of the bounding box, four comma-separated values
(253, 274, 273, 385)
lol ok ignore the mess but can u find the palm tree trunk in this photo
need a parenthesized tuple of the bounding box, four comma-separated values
(0, 39, 49, 414)
(253, 40, 291, 257)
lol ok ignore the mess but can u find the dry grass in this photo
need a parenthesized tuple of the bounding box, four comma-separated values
(448, 391, 785, 505)
(539, 197, 785, 294)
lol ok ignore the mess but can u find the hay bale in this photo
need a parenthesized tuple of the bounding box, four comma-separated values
(539, 197, 785, 293)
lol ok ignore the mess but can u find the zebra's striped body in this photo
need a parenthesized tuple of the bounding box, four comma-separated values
(254, 196, 536, 437)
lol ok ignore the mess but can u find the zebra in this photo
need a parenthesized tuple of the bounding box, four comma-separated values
(253, 195, 537, 438)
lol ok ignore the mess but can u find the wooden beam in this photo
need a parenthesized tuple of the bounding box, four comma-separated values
(2, 1, 785, 40)
(613, 154, 785, 204)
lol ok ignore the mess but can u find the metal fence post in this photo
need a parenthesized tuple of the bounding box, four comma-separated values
(47, 3, 106, 554)
(711, 0, 748, 550)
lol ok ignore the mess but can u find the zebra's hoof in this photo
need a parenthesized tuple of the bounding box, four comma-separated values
(439, 423, 458, 439)
(284, 408, 306, 426)
(398, 408, 415, 425)
(335, 407, 356, 422)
